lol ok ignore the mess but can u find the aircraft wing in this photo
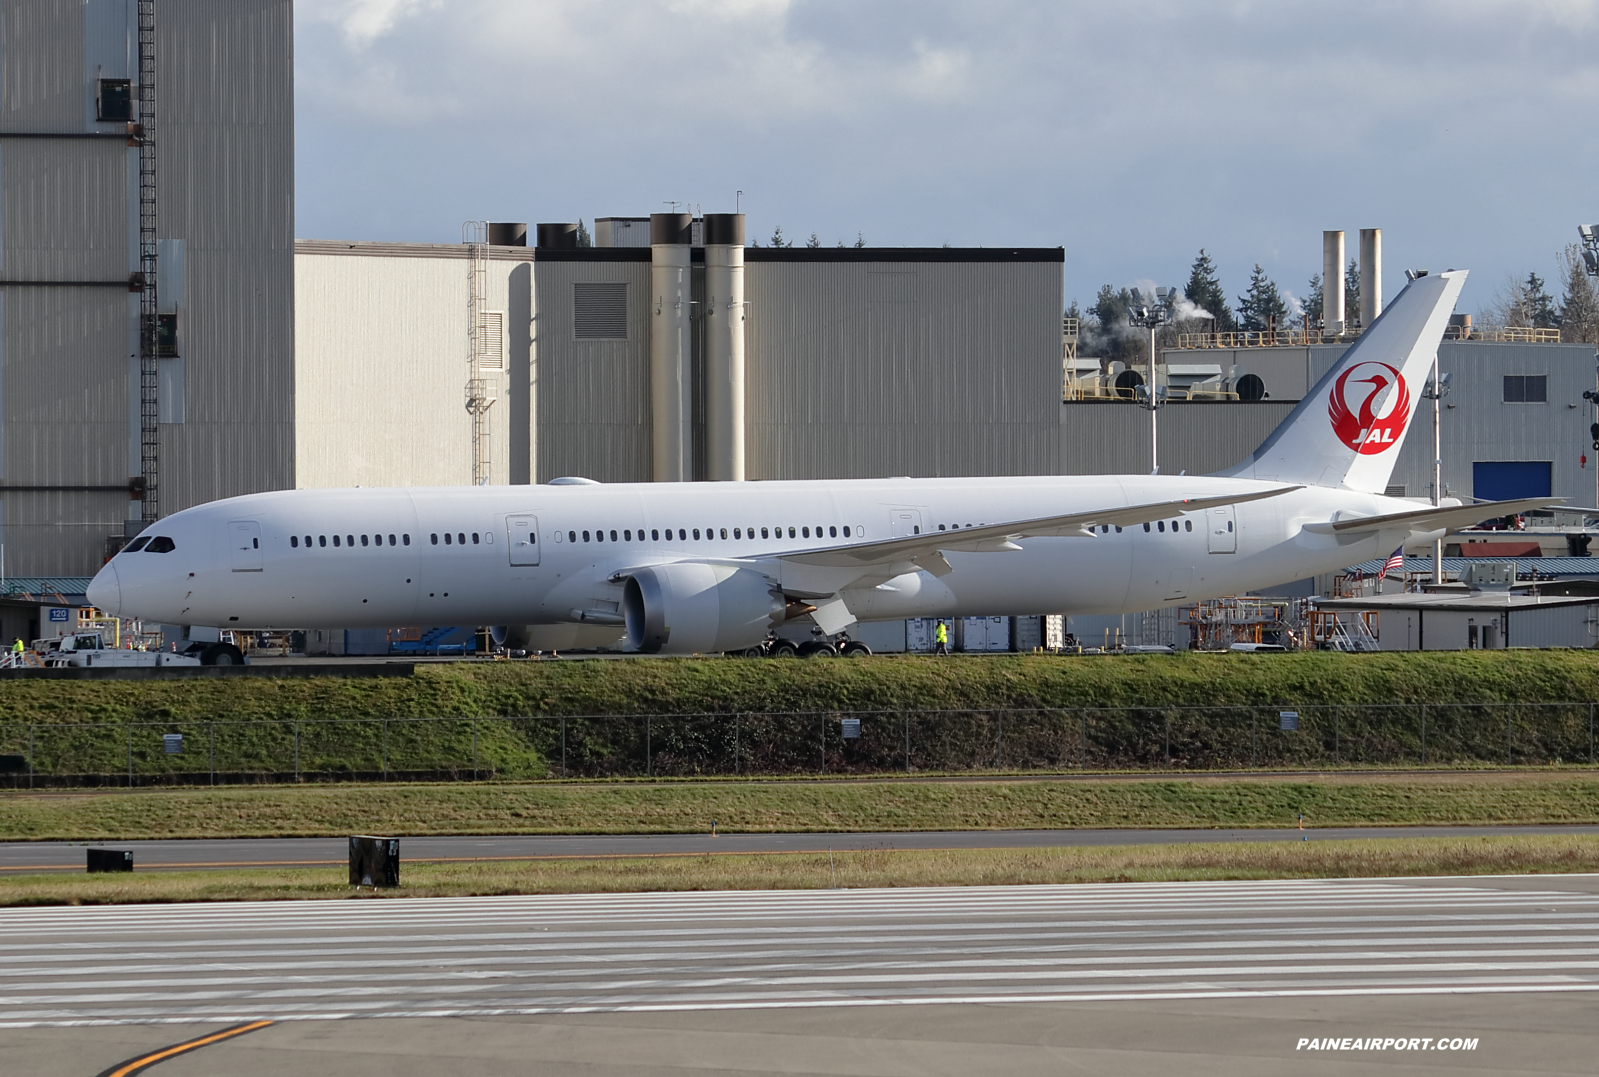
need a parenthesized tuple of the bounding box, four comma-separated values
(775, 485, 1303, 584)
(1301, 497, 1564, 539)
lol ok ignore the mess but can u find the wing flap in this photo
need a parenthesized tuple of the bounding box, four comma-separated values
(1302, 497, 1564, 538)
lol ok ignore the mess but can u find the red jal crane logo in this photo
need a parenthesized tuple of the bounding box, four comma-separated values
(1329, 361, 1410, 454)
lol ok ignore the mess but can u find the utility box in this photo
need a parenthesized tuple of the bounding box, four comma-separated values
(349, 836, 400, 887)
(87, 848, 133, 873)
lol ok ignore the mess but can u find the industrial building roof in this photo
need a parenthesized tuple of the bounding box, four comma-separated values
(0, 578, 93, 601)
(1346, 556, 1599, 578)
(1314, 591, 1598, 612)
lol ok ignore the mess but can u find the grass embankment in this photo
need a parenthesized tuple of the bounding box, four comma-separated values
(5, 834, 1596, 906)
(6, 773, 1599, 841)
(5, 651, 1599, 779)
(4, 650, 1599, 724)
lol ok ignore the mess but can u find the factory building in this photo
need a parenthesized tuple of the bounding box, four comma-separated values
(0, 0, 294, 577)
(294, 215, 1065, 489)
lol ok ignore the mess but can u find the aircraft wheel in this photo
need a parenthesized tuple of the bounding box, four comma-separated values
(769, 640, 799, 659)
(841, 641, 872, 658)
(801, 642, 836, 658)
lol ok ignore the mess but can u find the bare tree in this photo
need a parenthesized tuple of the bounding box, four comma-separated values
(1558, 244, 1599, 346)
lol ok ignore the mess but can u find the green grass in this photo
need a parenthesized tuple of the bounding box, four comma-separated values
(5, 772, 1599, 841)
(2, 651, 1599, 726)
(4, 834, 1596, 906)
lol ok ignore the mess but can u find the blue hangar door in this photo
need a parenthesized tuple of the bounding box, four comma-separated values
(1472, 461, 1552, 503)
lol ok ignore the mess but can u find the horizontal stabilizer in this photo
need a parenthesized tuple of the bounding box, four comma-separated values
(1301, 497, 1564, 539)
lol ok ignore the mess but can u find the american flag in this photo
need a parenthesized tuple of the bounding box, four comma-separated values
(1378, 546, 1404, 580)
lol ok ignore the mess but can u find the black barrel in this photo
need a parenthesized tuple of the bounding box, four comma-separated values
(87, 848, 132, 873)
(535, 223, 579, 250)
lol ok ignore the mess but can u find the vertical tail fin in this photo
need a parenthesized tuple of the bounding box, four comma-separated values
(1220, 269, 1466, 493)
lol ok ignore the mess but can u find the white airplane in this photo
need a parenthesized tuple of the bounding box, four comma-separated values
(87, 268, 1553, 663)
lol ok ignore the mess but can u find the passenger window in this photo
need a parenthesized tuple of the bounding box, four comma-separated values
(1227, 521, 1234, 532)
(721, 528, 728, 539)
(938, 524, 946, 531)
(1157, 521, 1165, 532)
(582, 531, 590, 542)
(290, 536, 299, 548)
(678, 528, 686, 540)
(444, 533, 452, 545)
(333, 535, 342, 547)
(761, 527, 769, 538)
(389, 534, 397, 546)
(829, 526, 837, 537)
(788, 527, 796, 538)
(610, 530, 617, 542)
(320, 536, 327, 547)
(1115, 526, 1122, 533)
(651, 529, 659, 541)
(568, 531, 576, 543)
(347, 535, 354, 547)
(624, 529, 632, 541)
(361, 535, 369, 547)
(734, 528, 741, 539)
(305, 535, 312, 547)
(693, 529, 701, 540)
(403, 534, 410, 545)
(1171, 520, 1178, 531)
(1185, 520, 1192, 532)
(843, 526, 851, 538)
(1143, 523, 1151, 533)
(472, 533, 480, 544)
(458, 533, 465, 545)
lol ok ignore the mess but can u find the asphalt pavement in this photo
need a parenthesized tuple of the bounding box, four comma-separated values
(3, 876, 1598, 1074)
(2, 824, 1597, 874)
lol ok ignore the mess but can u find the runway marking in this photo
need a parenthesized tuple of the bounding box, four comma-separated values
(91, 1019, 273, 1076)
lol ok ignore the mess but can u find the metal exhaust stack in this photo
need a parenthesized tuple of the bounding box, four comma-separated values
(704, 213, 746, 481)
(650, 213, 693, 482)
(1322, 230, 1345, 334)
(1359, 228, 1382, 327)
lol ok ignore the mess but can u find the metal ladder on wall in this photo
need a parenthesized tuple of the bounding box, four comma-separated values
(1329, 615, 1381, 652)
(463, 222, 496, 486)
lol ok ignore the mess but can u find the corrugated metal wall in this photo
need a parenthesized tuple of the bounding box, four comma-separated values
(1511, 603, 1599, 650)
(157, 0, 295, 516)
(1059, 402, 1293, 477)
(534, 255, 652, 483)
(745, 256, 1062, 479)
(0, 0, 294, 575)
(294, 241, 532, 489)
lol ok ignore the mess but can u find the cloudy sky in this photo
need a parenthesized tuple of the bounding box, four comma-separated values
(295, 0, 1599, 318)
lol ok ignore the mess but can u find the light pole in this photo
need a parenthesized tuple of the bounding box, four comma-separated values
(1424, 363, 1450, 586)
(1129, 287, 1178, 473)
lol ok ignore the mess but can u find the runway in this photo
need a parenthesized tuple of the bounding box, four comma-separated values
(2, 874, 1598, 1028)
(4, 824, 1597, 873)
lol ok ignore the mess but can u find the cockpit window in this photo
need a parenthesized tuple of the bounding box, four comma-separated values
(123, 536, 151, 553)
(144, 536, 176, 553)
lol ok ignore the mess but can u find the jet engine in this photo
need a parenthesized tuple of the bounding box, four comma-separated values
(622, 563, 785, 654)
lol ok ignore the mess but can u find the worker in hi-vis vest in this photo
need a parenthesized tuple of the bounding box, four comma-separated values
(934, 620, 949, 656)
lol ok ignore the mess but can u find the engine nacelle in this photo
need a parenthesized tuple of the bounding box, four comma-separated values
(622, 563, 784, 654)
(489, 625, 537, 651)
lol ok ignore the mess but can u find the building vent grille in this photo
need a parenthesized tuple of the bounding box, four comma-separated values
(476, 311, 505, 370)
(574, 283, 628, 340)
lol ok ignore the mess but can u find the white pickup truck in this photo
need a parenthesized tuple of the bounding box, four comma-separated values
(35, 632, 202, 668)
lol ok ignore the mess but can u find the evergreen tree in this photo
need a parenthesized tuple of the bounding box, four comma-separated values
(1064, 299, 1083, 324)
(1182, 249, 1235, 332)
(1558, 244, 1599, 346)
(575, 219, 592, 248)
(806, 232, 821, 249)
(769, 225, 793, 249)
(1236, 264, 1289, 332)
(1090, 284, 1133, 328)
(1524, 271, 1557, 328)
(853, 232, 866, 248)
(1304, 273, 1324, 325)
(1344, 259, 1360, 326)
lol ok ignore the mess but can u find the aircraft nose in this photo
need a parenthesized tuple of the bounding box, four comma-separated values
(87, 562, 121, 615)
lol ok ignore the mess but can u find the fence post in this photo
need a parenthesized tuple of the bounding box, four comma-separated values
(1164, 711, 1170, 769)
(996, 711, 1003, 771)
(209, 722, 215, 785)
(294, 719, 300, 783)
(382, 718, 388, 780)
(127, 725, 133, 787)
(561, 717, 567, 779)
(1334, 706, 1340, 767)
(28, 723, 33, 790)
(1251, 710, 1257, 769)
(1081, 712, 1087, 769)
(646, 715, 651, 779)
(1590, 702, 1594, 766)
(734, 713, 740, 777)
(1420, 704, 1426, 766)
(904, 713, 910, 774)
(1507, 703, 1512, 766)
(820, 713, 826, 776)
(472, 719, 478, 781)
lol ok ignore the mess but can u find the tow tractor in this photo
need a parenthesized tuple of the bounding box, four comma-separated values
(32, 631, 201, 668)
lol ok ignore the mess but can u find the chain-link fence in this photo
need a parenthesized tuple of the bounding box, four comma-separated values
(1, 703, 1595, 787)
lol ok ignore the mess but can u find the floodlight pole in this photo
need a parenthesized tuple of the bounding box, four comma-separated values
(1431, 351, 1442, 586)
(1130, 288, 1177, 474)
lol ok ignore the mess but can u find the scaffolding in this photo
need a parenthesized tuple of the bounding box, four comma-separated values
(463, 222, 496, 485)
(1179, 597, 1298, 650)
(136, 0, 158, 522)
